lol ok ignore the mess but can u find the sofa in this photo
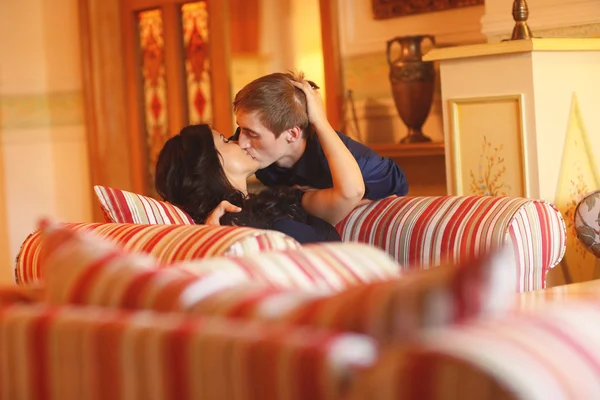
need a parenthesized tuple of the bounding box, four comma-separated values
(15, 186, 567, 292)
(0, 213, 596, 400)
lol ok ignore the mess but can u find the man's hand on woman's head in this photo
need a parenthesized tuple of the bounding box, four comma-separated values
(290, 79, 328, 129)
(204, 200, 242, 226)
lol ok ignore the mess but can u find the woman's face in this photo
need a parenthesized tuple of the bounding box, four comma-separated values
(212, 129, 260, 179)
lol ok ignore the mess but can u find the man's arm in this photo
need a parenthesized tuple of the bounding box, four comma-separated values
(339, 134, 408, 199)
(294, 80, 365, 226)
(356, 153, 408, 199)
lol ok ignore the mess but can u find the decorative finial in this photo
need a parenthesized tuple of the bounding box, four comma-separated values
(510, 0, 533, 40)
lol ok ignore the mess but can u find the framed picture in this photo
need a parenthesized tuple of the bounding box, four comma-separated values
(447, 94, 530, 197)
(371, 0, 484, 19)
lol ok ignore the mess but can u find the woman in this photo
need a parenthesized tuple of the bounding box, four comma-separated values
(155, 80, 364, 243)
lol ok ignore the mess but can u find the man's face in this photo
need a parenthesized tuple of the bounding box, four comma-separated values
(235, 110, 290, 169)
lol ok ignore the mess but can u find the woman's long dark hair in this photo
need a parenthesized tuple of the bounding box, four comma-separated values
(155, 124, 307, 227)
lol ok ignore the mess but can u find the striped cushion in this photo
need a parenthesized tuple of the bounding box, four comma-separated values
(574, 190, 600, 258)
(40, 223, 194, 309)
(185, 247, 516, 344)
(337, 196, 567, 292)
(94, 185, 195, 224)
(350, 300, 600, 400)
(175, 242, 401, 291)
(41, 224, 400, 309)
(15, 222, 300, 285)
(0, 304, 377, 400)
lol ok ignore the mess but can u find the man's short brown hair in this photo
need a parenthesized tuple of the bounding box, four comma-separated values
(233, 71, 318, 138)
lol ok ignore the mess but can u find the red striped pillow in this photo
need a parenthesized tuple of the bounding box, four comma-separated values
(93, 185, 195, 225)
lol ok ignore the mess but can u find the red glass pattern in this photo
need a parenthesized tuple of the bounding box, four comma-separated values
(181, 2, 213, 125)
(138, 9, 168, 191)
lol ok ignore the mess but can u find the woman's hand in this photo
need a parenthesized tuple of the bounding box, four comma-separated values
(204, 200, 241, 225)
(290, 80, 328, 129)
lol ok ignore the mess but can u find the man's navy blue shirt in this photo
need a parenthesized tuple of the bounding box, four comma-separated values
(232, 129, 408, 200)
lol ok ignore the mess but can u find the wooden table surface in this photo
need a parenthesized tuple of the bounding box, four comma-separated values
(517, 279, 600, 310)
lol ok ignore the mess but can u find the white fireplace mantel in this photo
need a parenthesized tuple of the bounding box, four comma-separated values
(423, 38, 600, 201)
(481, 0, 600, 40)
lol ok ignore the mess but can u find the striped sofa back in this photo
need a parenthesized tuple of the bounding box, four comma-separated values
(16, 195, 567, 292)
(15, 223, 300, 285)
(4, 293, 599, 399)
(337, 196, 566, 291)
(349, 300, 600, 400)
(43, 240, 402, 309)
(0, 304, 377, 400)
(37, 217, 512, 347)
(181, 247, 516, 344)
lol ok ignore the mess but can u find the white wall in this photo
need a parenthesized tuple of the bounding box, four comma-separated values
(339, 1, 485, 57)
(0, 0, 92, 284)
(290, 0, 324, 97)
(481, 0, 600, 41)
(230, 0, 325, 124)
(336, 0, 485, 144)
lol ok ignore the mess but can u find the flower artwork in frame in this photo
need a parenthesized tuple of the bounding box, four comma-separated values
(447, 95, 528, 198)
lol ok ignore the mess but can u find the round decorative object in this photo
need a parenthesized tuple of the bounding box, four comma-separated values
(574, 190, 600, 259)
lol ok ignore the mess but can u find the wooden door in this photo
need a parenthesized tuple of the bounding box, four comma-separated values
(122, 0, 233, 195)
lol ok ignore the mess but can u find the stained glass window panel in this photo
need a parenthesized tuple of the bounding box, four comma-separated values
(137, 9, 168, 191)
(181, 2, 213, 125)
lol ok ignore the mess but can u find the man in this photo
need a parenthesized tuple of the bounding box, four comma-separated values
(207, 72, 408, 224)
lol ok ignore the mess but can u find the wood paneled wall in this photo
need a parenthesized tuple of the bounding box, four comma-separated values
(319, 0, 343, 130)
(79, 0, 133, 221)
(81, 0, 234, 198)
(229, 0, 259, 54)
